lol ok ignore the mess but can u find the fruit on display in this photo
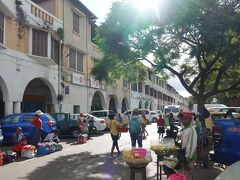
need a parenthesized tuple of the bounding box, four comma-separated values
(122, 149, 152, 164)
(150, 144, 176, 155)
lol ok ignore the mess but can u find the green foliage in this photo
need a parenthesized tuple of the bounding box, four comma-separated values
(92, 0, 240, 112)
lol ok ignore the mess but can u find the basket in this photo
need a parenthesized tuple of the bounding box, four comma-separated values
(117, 127, 129, 133)
(150, 138, 176, 156)
(131, 148, 147, 158)
(122, 148, 152, 166)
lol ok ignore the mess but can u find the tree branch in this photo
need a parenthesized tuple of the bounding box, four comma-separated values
(206, 81, 240, 97)
(164, 64, 198, 97)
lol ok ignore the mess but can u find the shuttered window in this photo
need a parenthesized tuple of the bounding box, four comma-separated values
(32, 29, 48, 57)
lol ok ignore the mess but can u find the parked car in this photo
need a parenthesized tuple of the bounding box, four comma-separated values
(0, 113, 56, 143)
(150, 111, 159, 122)
(90, 110, 115, 121)
(0, 125, 3, 145)
(71, 113, 106, 133)
(49, 113, 78, 138)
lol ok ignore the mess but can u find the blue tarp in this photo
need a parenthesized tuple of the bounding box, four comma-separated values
(213, 118, 240, 165)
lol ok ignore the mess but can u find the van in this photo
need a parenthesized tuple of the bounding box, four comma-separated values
(164, 105, 180, 119)
(192, 104, 227, 114)
(90, 110, 115, 121)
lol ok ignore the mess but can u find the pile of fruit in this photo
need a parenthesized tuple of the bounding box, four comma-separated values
(150, 144, 176, 156)
(122, 149, 151, 164)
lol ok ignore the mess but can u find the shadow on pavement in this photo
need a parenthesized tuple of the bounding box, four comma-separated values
(22, 151, 130, 180)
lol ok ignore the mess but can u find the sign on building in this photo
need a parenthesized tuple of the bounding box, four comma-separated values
(72, 72, 85, 86)
(90, 77, 100, 89)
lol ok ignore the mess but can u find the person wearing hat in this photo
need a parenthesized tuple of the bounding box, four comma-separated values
(12, 127, 27, 158)
(178, 112, 198, 180)
(12, 127, 25, 145)
(31, 110, 43, 147)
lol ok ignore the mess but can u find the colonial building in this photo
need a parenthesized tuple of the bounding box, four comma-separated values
(0, 0, 188, 118)
(129, 68, 189, 112)
(0, 0, 63, 118)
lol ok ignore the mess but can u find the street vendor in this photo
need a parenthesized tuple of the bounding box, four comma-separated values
(178, 112, 198, 180)
(77, 112, 88, 134)
(12, 127, 27, 158)
(44, 129, 60, 143)
(13, 127, 26, 145)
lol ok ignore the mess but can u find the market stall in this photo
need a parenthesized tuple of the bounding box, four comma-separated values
(150, 138, 177, 180)
(122, 148, 152, 180)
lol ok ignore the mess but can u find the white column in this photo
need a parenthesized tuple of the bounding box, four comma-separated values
(53, 104, 59, 113)
(4, 101, 13, 116)
(13, 101, 21, 113)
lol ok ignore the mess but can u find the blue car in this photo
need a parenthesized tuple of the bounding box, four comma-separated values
(0, 125, 3, 145)
(0, 113, 56, 144)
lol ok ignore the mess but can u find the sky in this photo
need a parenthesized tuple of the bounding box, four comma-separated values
(80, 0, 191, 98)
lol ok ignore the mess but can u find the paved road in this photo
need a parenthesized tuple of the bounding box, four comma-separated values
(0, 124, 222, 180)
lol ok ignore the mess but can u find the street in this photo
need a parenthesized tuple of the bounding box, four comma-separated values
(0, 123, 222, 180)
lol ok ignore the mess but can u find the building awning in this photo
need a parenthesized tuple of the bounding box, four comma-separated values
(28, 55, 57, 66)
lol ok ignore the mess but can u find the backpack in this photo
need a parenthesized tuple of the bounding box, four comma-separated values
(129, 117, 141, 135)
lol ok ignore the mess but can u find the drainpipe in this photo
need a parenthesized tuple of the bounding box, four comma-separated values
(86, 16, 89, 113)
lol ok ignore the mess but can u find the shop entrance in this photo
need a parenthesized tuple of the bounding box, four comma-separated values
(109, 96, 118, 113)
(121, 98, 128, 113)
(22, 78, 53, 113)
(91, 91, 105, 111)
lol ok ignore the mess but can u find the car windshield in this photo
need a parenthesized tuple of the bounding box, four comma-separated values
(165, 108, 171, 114)
(172, 108, 180, 113)
(46, 114, 55, 121)
(220, 108, 240, 113)
(51, 114, 66, 121)
(91, 112, 107, 117)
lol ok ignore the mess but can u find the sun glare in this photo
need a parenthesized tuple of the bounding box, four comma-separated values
(131, 0, 159, 11)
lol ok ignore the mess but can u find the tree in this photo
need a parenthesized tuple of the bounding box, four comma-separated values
(92, 0, 240, 115)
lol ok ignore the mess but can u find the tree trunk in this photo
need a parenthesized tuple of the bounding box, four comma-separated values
(195, 96, 206, 123)
(196, 97, 205, 114)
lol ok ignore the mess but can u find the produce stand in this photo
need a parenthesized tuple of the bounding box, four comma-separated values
(150, 138, 176, 180)
(123, 148, 152, 180)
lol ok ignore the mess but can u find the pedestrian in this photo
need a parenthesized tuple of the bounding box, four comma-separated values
(31, 110, 43, 147)
(178, 112, 198, 180)
(168, 113, 175, 127)
(129, 108, 143, 148)
(157, 114, 165, 139)
(106, 114, 122, 158)
(141, 114, 149, 139)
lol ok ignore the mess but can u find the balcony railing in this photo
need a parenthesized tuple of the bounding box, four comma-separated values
(21, 0, 63, 31)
